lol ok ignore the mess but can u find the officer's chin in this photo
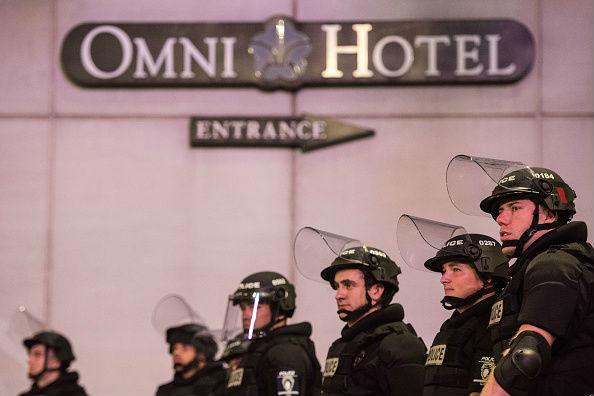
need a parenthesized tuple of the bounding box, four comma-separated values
(173, 363, 184, 371)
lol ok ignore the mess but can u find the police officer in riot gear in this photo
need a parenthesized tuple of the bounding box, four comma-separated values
(425, 235, 508, 395)
(19, 331, 88, 396)
(449, 162, 594, 396)
(319, 244, 426, 396)
(397, 214, 510, 396)
(220, 334, 250, 371)
(224, 271, 322, 396)
(156, 323, 227, 396)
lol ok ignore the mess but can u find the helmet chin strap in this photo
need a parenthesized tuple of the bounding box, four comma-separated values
(244, 303, 283, 339)
(174, 358, 200, 375)
(502, 200, 560, 258)
(29, 345, 61, 383)
(441, 285, 495, 310)
(337, 291, 374, 323)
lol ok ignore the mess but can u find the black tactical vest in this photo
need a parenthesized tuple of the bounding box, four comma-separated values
(321, 322, 414, 396)
(423, 297, 495, 396)
(487, 270, 524, 362)
(488, 241, 594, 368)
(156, 363, 227, 396)
(226, 332, 321, 396)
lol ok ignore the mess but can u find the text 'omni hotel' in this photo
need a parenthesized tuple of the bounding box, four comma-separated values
(61, 16, 535, 90)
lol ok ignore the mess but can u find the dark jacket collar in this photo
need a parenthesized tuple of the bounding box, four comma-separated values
(445, 294, 497, 329)
(173, 361, 225, 384)
(269, 321, 312, 337)
(27, 371, 85, 395)
(341, 303, 404, 341)
(510, 221, 588, 276)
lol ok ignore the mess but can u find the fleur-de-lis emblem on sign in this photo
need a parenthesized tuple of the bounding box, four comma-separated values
(249, 16, 312, 87)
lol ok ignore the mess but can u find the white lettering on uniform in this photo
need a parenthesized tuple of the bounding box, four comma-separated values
(499, 175, 516, 184)
(531, 172, 555, 180)
(368, 249, 387, 258)
(227, 368, 244, 387)
(489, 300, 503, 326)
(479, 240, 496, 247)
(323, 358, 339, 377)
(272, 278, 286, 286)
(277, 370, 298, 396)
(239, 282, 261, 289)
(473, 356, 495, 384)
(425, 344, 447, 366)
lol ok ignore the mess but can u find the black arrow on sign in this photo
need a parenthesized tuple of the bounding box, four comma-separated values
(299, 115, 374, 152)
(190, 115, 374, 152)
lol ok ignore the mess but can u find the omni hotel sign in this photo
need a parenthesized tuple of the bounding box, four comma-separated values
(61, 16, 535, 90)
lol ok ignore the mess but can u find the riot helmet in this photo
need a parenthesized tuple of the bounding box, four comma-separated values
(480, 167, 576, 257)
(23, 331, 75, 368)
(294, 227, 401, 323)
(321, 245, 401, 295)
(23, 330, 75, 381)
(397, 215, 509, 310)
(220, 333, 250, 368)
(166, 323, 218, 362)
(480, 167, 576, 219)
(446, 155, 577, 257)
(224, 271, 296, 340)
(152, 294, 219, 374)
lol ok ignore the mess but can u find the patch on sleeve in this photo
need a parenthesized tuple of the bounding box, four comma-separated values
(425, 344, 446, 366)
(323, 357, 339, 377)
(489, 300, 503, 326)
(227, 368, 244, 388)
(276, 370, 300, 395)
(473, 356, 495, 385)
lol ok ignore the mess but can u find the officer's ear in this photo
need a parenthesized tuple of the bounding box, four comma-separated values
(367, 283, 385, 304)
(539, 204, 558, 223)
(481, 277, 493, 289)
(46, 349, 61, 370)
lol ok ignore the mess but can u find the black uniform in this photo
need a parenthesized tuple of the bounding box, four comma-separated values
(321, 303, 426, 396)
(488, 221, 594, 395)
(225, 322, 322, 396)
(156, 362, 227, 396)
(424, 295, 497, 396)
(19, 372, 88, 396)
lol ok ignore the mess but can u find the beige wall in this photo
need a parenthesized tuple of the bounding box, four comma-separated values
(1, 1, 592, 395)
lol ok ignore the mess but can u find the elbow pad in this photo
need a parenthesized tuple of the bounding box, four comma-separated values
(494, 330, 551, 396)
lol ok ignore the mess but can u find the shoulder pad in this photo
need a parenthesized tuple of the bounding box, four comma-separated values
(373, 321, 410, 337)
(378, 330, 427, 366)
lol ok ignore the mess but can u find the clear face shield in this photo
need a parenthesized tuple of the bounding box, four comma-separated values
(446, 155, 525, 216)
(396, 214, 469, 271)
(4, 306, 47, 384)
(294, 226, 385, 322)
(152, 294, 209, 335)
(223, 288, 279, 340)
(293, 226, 363, 283)
(7, 306, 46, 345)
(152, 294, 220, 358)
